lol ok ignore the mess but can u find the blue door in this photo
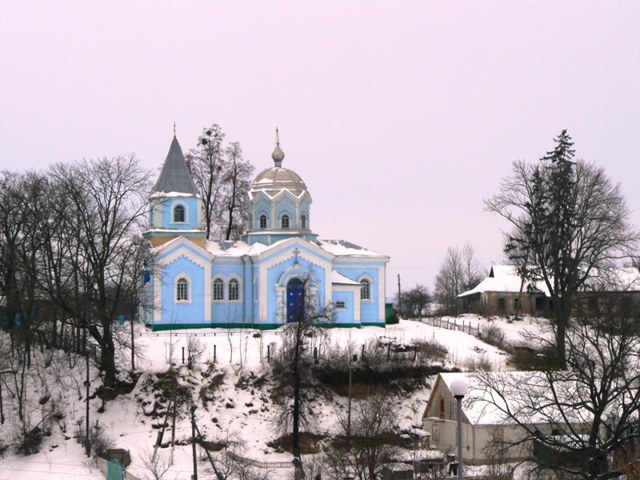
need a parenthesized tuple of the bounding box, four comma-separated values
(287, 278, 305, 323)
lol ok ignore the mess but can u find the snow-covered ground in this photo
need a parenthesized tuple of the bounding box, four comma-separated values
(0, 316, 544, 479)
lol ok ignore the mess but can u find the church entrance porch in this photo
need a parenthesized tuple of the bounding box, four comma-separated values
(287, 278, 305, 323)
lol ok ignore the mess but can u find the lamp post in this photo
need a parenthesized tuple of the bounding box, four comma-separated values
(450, 377, 469, 479)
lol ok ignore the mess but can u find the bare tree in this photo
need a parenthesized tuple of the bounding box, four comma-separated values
(221, 142, 253, 241)
(272, 277, 333, 475)
(186, 124, 254, 241)
(47, 156, 150, 388)
(486, 130, 638, 364)
(186, 124, 226, 240)
(325, 393, 398, 480)
(397, 284, 431, 319)
(476, 313, 640, 479)
(434, 244, 483, 314)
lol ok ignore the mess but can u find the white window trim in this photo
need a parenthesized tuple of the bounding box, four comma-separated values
(258, 212, 269, 229)
(174, 272, 192, 304)
(228, 277, 242, 303)
(170, 200, 189, 225)
(280, 213, 291, 229)
(358, 274, 374, 303)
(212, 277, 225, 302)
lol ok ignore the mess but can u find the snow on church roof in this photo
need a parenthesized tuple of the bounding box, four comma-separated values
(317, 239, 386, 258)
(332, 271, 360, 286)
(457, 265, 550, 298)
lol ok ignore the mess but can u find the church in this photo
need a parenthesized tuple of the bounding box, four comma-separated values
(142, 132, 389, 330)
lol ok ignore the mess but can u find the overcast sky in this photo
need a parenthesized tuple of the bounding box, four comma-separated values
(1, 1, 639, 295)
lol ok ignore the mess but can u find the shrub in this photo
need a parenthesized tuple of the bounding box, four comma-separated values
(16, 426, 44, 455)
(75, 420, 115, 457)
(482, 325, 508, 351)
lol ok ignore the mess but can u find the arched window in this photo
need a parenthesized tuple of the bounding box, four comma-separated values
(301, 214, 307, 230)
(281, 214, 290, 229)
(176, 277, 189, 302)
(173, 204, 185, 223)
(360, 278, 371, 301)
(259, 214, 267, 229)
(229, 279, 239, 301)
(213, 278, 224, 301)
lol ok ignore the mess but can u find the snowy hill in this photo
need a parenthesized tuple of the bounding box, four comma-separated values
(0, 317, 544, 479)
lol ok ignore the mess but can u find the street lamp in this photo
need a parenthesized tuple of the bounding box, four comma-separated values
(450, 377, 469, 479)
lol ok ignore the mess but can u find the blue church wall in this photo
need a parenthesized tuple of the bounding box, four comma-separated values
(253, 196, 272, 228)
(160, 197, 200, 230)
(211, 259, 244, 325)
(334, 264, 383, 324)
(332, 290, 356, 324)
(274, 196, 297, 227)
(266, 256, 327, 325)
(161, 257, 205, 325)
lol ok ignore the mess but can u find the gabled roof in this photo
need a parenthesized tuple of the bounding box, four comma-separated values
(457, 265, 549, 298)
(152, 137, 198, 196)
(429, 372, 585, 426)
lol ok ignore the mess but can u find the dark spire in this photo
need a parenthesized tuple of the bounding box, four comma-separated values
(152, 136, 197, 195)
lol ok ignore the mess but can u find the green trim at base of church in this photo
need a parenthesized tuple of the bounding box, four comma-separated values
(149, 322, 281, 331)
(148, 320, 386, 331)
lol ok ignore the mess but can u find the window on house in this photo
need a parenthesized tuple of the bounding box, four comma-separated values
(432, 423, 440, 442)
(173, 204, 185, 223)
(229, 279, 239, 301)
(535, 296, 545, 310)
(361, 279, 371, 301)
(213, 278, 224, 301)
(439, 397, 445, 419)
(281, 214, 290, 229)
(514, 297, 521, 310)
(301, 214, 307, 229)
(259, 214, 267, 229)
(498, 298, 506, 311)
(176, 277, 188, 301)
(493, 427, 505, 442)
(336, 301, 346, 309)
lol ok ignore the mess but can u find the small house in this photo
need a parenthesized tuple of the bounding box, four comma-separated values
(457, 265, 550, 317)
(422, 372, 588, 466)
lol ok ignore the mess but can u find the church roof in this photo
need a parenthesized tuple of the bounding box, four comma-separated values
(250, 131, 309, 198)
(152, 136, 198, 196)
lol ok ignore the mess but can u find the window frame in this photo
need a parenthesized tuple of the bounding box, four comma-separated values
(228, 278, 240, 302)
(213, 278, 225, 301)
(259, 214, 268, 229)
(172, 203, 186, 223)
(281, 214, 290, 229)
(360, 278, 371, 301)
(174, 274, 191, 304)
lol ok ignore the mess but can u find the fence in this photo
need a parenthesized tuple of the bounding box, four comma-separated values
(419, 316, 482, 338)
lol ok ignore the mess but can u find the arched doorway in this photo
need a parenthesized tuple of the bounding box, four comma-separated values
(287, 278, 305, 323)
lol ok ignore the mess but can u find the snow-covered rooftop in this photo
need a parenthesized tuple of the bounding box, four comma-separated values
(458, 265, 550, 298)
(317, 239, 386, 258)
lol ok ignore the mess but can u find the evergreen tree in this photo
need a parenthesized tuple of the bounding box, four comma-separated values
(487, 130, 638, 364)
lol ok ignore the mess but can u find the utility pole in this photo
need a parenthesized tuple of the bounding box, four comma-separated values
(84, 328, 91, 457)
(397, 274, 402, 317)
(191, 405, 198, 480)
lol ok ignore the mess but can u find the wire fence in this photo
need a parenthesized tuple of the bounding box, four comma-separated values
(419, 316, 482, 338)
